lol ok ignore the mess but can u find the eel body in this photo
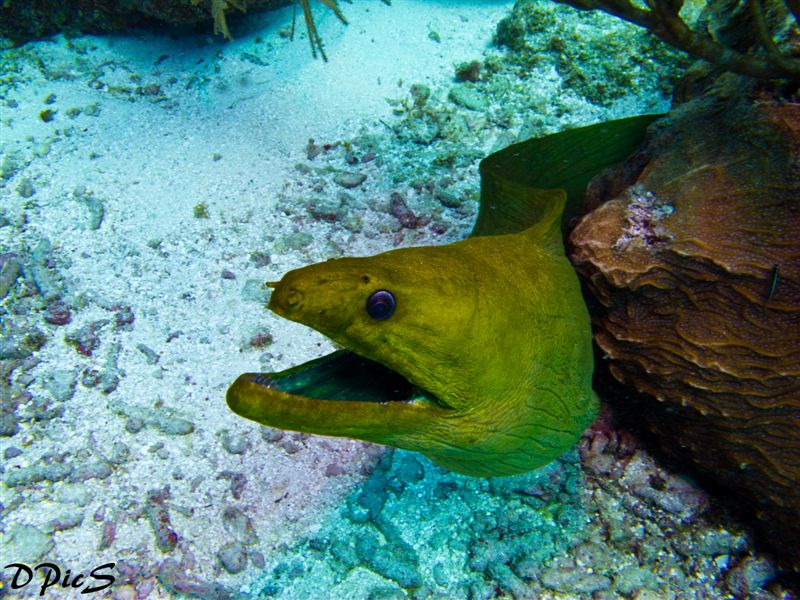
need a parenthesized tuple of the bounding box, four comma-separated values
(227, 115, 660, 477)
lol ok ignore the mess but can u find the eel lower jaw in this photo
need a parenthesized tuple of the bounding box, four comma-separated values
(226, 349, 450, 442)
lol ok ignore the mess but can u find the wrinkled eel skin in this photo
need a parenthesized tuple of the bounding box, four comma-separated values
(227, 115, 659, 477)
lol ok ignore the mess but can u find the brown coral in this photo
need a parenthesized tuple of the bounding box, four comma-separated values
(569, 89, 800, 569)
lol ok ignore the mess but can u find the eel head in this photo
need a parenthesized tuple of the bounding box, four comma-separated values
(227, 208, 597, 476)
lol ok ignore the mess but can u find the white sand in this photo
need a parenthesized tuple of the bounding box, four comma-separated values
(1, 1, 514, 598)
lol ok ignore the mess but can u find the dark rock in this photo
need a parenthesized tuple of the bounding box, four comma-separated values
(0, 411, 20, 437)
(5, 462, 73, 486)
(113, 305, 135, 330)
(251, 551, 266, 569)
(4, 446, 22, 459)
(218, 542, 248, 574)
(389, 192, 419, 228)
(136, 343, 160, 364)
(158, 558, 233, 600)
(0, 253, 22, 300)
(28, 239, 65, 301)
(217, 471, 247, 500)
(69, 461, 113, 483)
(43, 301, 71, 325)
(221, 506, 258, 545)
(355, 532, 421, 590)
(394, 455, 424, 484)
(221, 430, 249, 455)
(145, 491, 179, 553)
(333, 171, 367, 189)
(65, 320, 107, 356)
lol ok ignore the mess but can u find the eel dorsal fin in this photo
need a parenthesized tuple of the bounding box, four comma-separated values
(472, 114, 664, 242)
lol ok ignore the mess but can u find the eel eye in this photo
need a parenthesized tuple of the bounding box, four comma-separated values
(366, 289, 396, 321)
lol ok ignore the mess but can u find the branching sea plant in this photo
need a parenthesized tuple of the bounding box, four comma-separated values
(551, 0, 800, 78)
(210, 0, 390, 60)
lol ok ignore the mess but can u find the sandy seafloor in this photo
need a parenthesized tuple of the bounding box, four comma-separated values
(0, 1, 797, 599)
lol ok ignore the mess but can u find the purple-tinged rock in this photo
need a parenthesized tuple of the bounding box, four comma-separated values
(145, 490, 179, 553)
(66, 320, 108, 356)
(113, 305, 135, 330)
(325, 463, 345, 477)
(390, 192, 419, 228)
(157, 558, 233, 600)
(70, 460, 113, 483)
(217, 471, 247, 500)
(48, 511, 85, 532)
(43, 301, 71, 325)
(99, 520, 116, 550)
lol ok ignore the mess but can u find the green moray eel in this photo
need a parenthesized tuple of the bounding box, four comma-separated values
(227, 114, 661, 477)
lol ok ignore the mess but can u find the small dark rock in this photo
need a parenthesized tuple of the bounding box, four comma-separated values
(218, 541, 248, 574)
(43, 301, 72, 325)
(306, 138, 322, 160)
(65, 320, 107, 357)
(251, 551, 266, 569)
(261, 427, 284, 443)
(136, 343, 160, 364)
(455, 60, 482, 82)
(48, 512, 85, 532)
(81, 368, 102, 387)
(145, 491, 179, 553)
(249, 251, 271, 267)
(125, 417, 144, 433)
(113, 306, 135, 330)
(4, 446, 22, 459)
(0, 411, 20, 437)
(217, 471, 247, 500)
(69, 461, 113, 483)
(249, 332, 273, 349)
(158, 558, 233, 600)
(325, 463, 345, 477)
(390, 192, 419, 228)
(221, 506, 258, 545)
(99, 520, 116, 550)
(333, 171, 367, 189)
(221, 430, 249, 455)
(221, 269, 236, 280)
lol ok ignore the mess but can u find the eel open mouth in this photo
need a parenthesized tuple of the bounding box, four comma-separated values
(233, 349, 436, 404)
(226, 347, 449, 444)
